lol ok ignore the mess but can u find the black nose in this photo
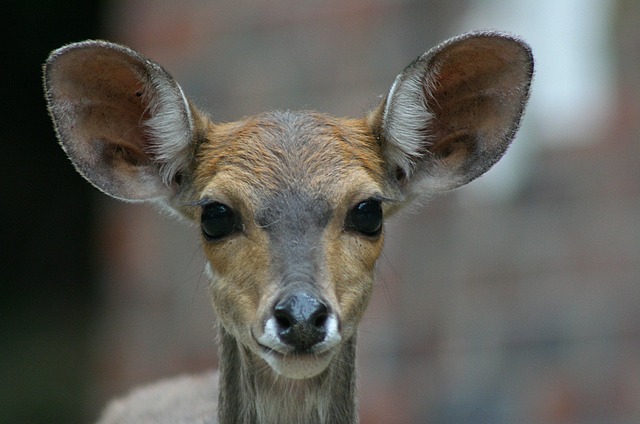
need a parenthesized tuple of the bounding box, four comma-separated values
(273, 291, 329, 352)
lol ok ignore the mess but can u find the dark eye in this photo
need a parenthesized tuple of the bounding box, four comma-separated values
(346, 199, 383, 236)
(201, 202, 241, 241)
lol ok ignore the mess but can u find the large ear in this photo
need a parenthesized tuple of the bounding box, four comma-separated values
(370, 31, 534, 198)
(43, 40, 195, 203)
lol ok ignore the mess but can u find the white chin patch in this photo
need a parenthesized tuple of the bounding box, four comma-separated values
(261, 349, 337, 379)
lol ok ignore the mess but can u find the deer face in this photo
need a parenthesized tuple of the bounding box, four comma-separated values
(189, 112, 390, 378)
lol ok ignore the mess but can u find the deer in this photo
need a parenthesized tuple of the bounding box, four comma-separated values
(44, 31, 533, 424)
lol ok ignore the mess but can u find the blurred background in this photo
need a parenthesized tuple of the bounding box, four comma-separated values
(2, 0, 639, 422)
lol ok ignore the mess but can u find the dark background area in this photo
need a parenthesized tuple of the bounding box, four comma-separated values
(1, 1, 102, 422)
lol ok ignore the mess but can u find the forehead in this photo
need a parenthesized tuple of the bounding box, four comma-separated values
(196, 111, 385, 207)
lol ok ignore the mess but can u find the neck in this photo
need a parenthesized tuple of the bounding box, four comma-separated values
(217, 326, 358, 424)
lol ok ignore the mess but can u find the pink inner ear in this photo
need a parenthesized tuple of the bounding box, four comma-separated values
(51, 48, 154, 164)
(425, 38, 532, 156)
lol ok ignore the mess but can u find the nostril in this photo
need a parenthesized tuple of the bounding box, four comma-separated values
(313, 311, 328, 329)
(274, 311, 292, 331)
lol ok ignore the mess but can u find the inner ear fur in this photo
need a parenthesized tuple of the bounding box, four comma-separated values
(373, 31, 534, 195)
(44, 40, 195, 202)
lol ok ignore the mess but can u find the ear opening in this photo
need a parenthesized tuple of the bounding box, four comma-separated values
(44, 40, 195, 202)
(373, 31, 534, 196)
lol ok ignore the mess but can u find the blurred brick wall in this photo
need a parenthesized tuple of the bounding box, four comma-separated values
(85, 1, 640, 423)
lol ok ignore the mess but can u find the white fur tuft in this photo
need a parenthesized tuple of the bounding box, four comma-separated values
(382, 61, 438, 178)
(143, 66, 194, 187)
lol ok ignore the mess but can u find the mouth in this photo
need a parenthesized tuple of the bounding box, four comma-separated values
(253, 325, 341, 380)
(255, 341, 338, 379)
(256, 340, 333, 358)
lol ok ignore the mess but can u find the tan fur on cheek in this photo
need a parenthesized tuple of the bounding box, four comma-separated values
(325, 231, 384, 336)
(204, 236, 271, 335)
